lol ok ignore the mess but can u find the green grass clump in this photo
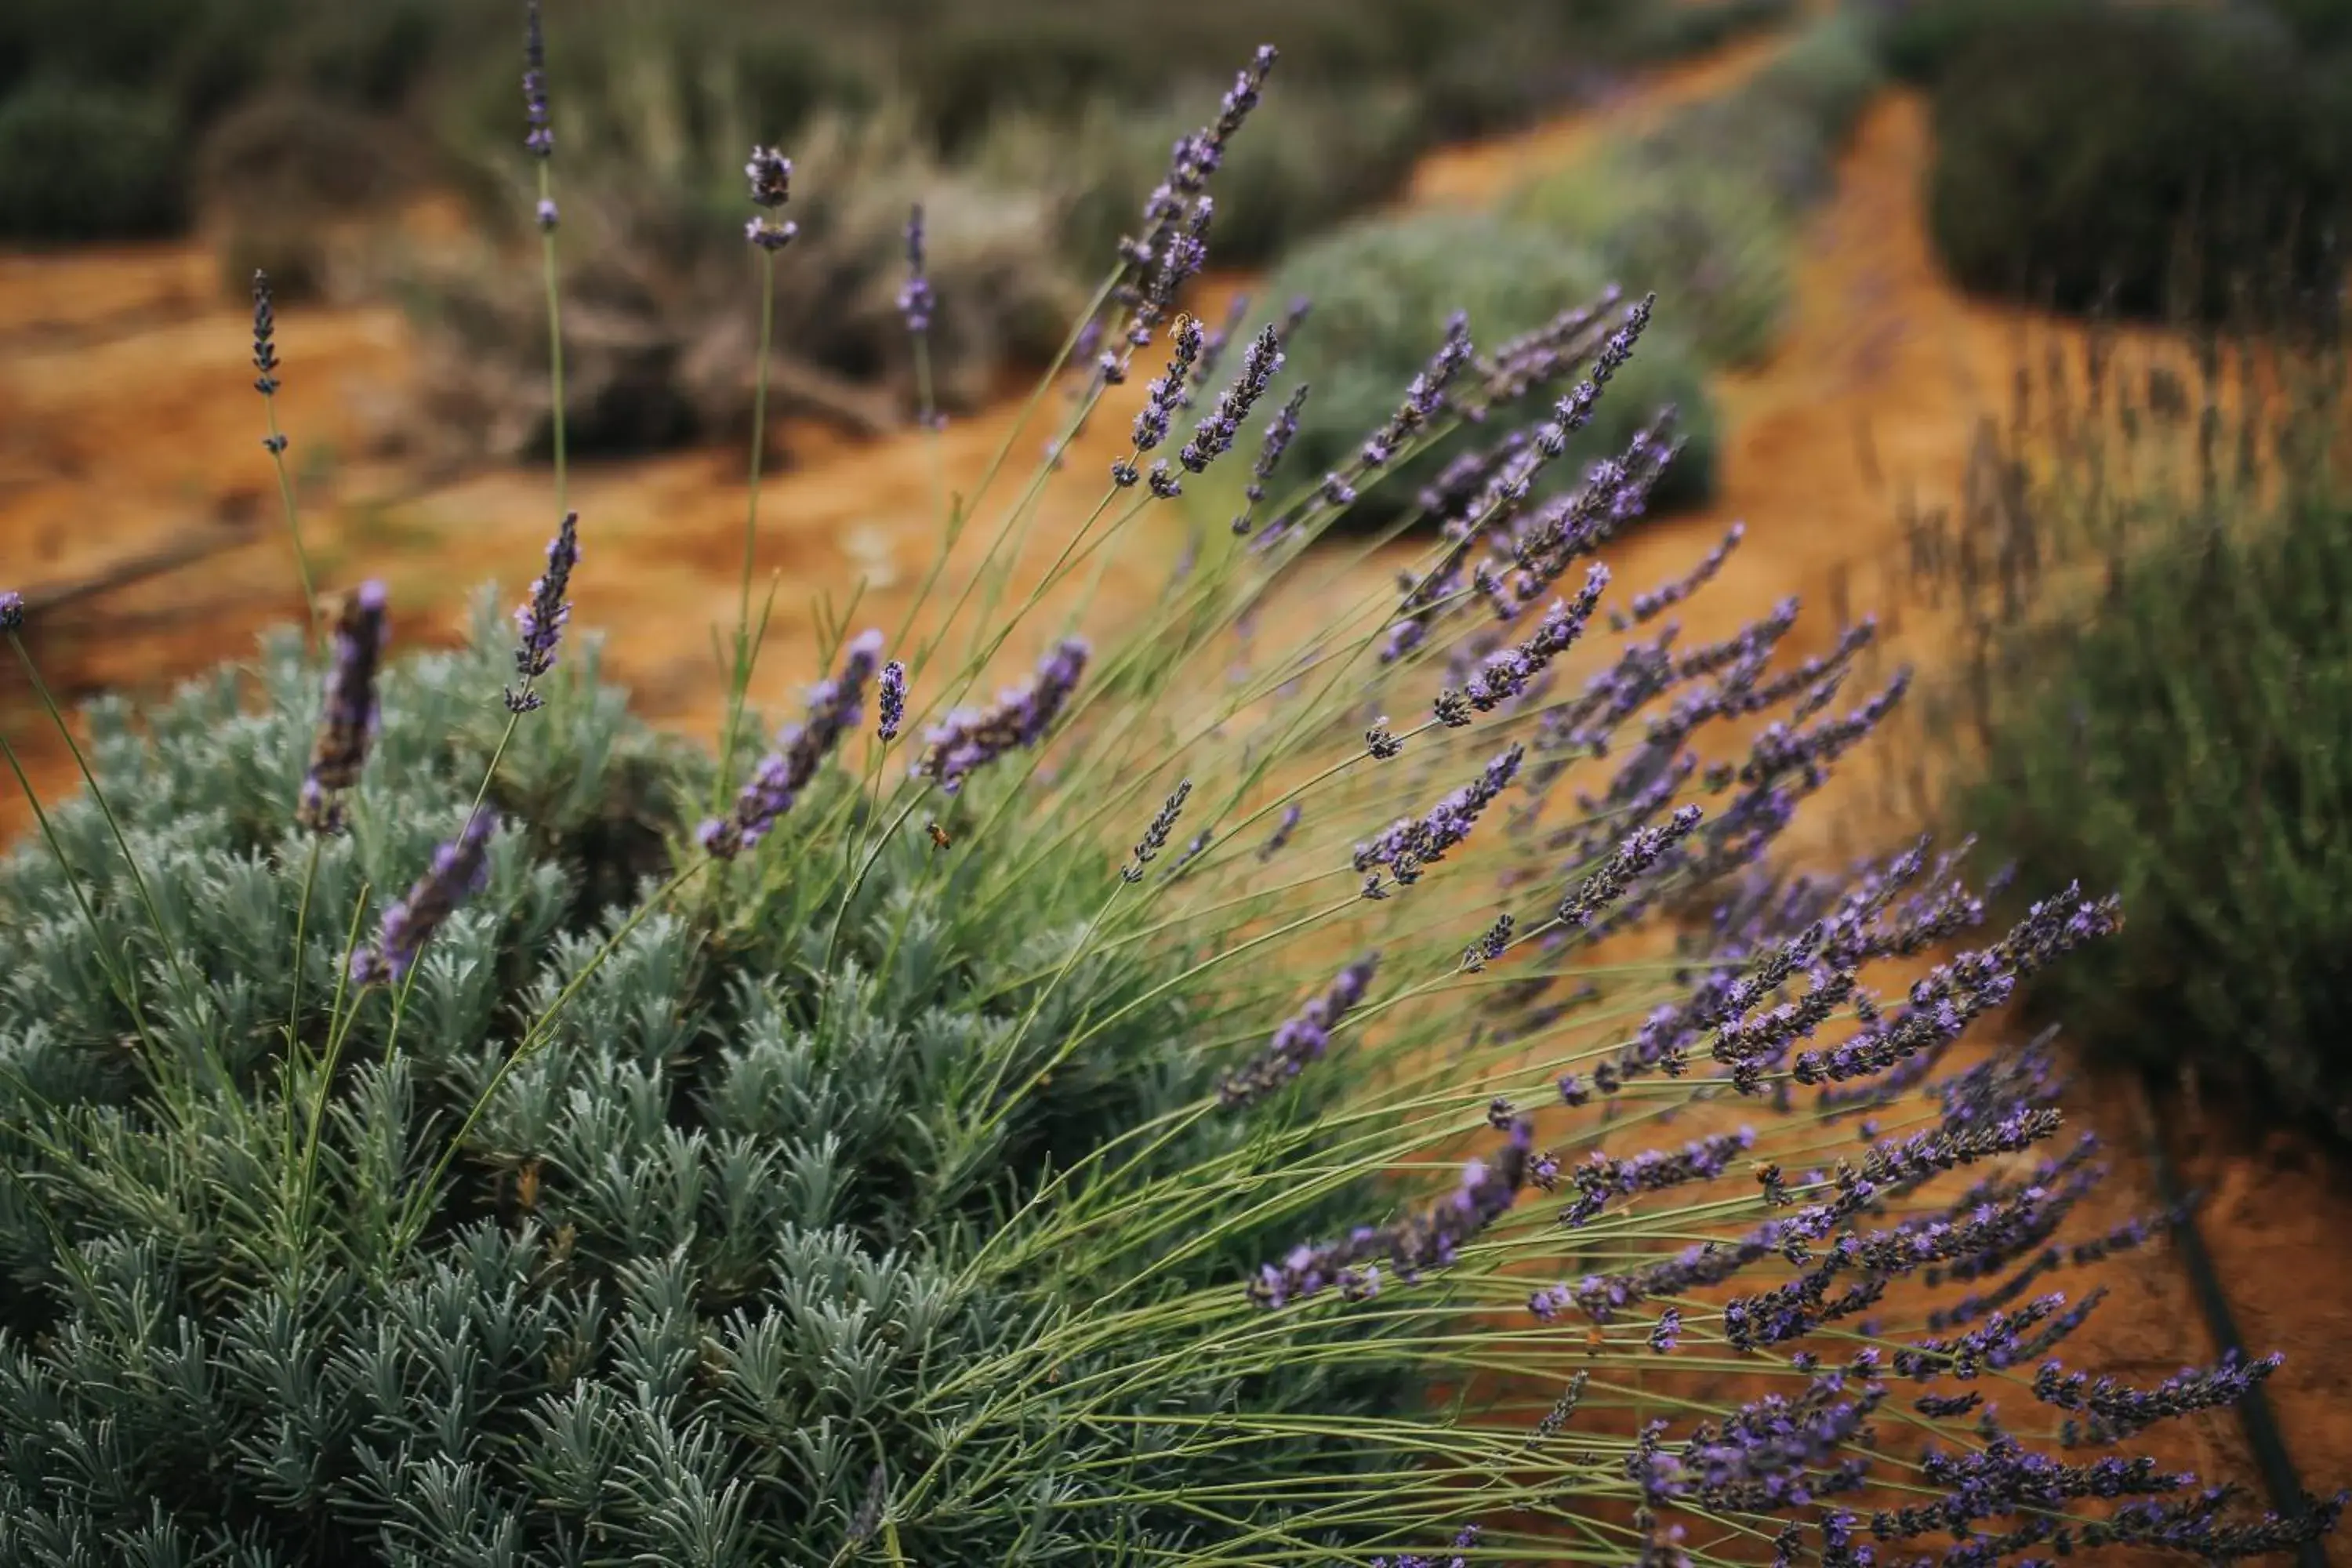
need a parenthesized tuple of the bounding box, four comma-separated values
(1247, 212, 1720, 521)
(1922, 1, 2351, 316)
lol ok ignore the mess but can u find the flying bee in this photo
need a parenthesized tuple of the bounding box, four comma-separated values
(926, 820, 953, 851)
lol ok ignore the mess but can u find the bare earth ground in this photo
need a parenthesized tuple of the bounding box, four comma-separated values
(2, 43, 2350, 1549)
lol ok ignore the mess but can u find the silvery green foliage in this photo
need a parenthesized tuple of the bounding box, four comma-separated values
(0, 598, 1392, 1566)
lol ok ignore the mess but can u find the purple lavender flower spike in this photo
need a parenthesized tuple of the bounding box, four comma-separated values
(876, 659, 906, 742)
(1220, 954, 1378, 1107)
(1257, 802, 1301, 861)
(350, 808, 497, 987)
(1360, 311, 1473, 470)
(913, 638, 1088, 794)
(1448, 564, 1609, 717)
(897, 203, 935, 336)
(296, 581, 390, 834)
(745, 146, 798, 252)
(505, 510, 578, 713)
(1250, 1118, 1531, 1305)
(250, 270, 281, 398)
(1371, 1524, 1481, 1568)
(1232, 383, 1310, 535)
(701, 630, 884, 859)
(0, 590, 22, 633)
(1353, 744, 1523, 887)
(1180, 324, 1283, 474)
(522, 1, 552, 159)
(1118, 316, 1205, 485)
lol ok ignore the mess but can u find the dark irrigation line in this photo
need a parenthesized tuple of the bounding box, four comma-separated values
(2132, 1068, 2328, 1568)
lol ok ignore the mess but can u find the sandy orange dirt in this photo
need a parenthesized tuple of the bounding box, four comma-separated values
(3, 35, 2350, 1550)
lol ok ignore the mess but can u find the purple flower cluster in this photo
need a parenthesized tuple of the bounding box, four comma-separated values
(1557, 804, 1706, 929)
(1354, 745, 1523, 888)
(1257, 801, 1302, 861)
(0, 590, 22, 633)
(1232, 383, 1312, 539)
(350, 808, 497, 987)
(1221, 954, 1377, 1108)
(1370, 1525, 1479, 1568)
(1614, 521, 1744, 631)
(1361, 311, 1474, 470)
(1116, 315, 1205, 489)
(1180, 325, 1283, 474)
(250, 270, 281, 399)
(1248, 1118, 1530, 1306)
(876, 659, 906, 743)
(896, 204, 934, 335)
(744, 146, 798, 252)
(914, 638, 1088, 794)
(700, 630, 885, 859)
(522, 1, 551, 158)
(1447, 565, 1610, 717)
(1110, 47, 1275, 357)
(296, 581, 390, 834)
(506, 511, 578, 713)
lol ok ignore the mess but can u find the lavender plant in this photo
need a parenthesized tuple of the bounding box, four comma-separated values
(0, 17, 2338, 1568)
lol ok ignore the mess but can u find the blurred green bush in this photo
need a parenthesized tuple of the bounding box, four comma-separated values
(1920, 1, 2352, 315)
(0, 80, 184, 242)
(1247, 212, 1719, 521)
(1508, 14, 1885, 369)
(1955, 486, 2352, 1139)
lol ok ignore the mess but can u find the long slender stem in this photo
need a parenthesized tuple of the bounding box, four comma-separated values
(715, 247, 781, 813)
(259, 394, 321, 653)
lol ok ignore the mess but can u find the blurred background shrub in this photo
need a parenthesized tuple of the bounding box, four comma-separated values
(0, 79, 185, 242)
(1906, 0, 2352, 316)
(1914, 319, 2352, 1141)
(1248, 212, 1721, 521)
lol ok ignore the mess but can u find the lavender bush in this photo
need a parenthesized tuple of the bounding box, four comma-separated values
(0, 14, 2339, 1566)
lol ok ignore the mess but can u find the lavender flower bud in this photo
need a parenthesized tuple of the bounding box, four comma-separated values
(296, 581, 390, 834)
(250, 270, 280, 398)
(1257, 802, 1301, 862)
(913, 638, 1088, 794)
(1221, 954, 1378, 1107)
(1180, 325, 1283, 474)
(0, 590, 21, 633)
(744, 146, 798, 251)
(1232, 383, 1310, 535)
(877, 659, 906, 742)
(350, 808, 498, 986)
(1131, 315, 1205, 456)
(1123, 779, 1192, 883)
(700, 630, 884, 859)
(522, 1, 552, 158)
(505, 511, 578, 713)
(1353, 744, 1523, 886)
(897, 203, 935, 336)
(535, 198, 558, 233)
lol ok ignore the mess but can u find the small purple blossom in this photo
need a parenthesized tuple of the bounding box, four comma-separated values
(1446, 565, 1609, 717)
(1221, 955, 1378, 1107)
(877, 659, 906, 742)
(914, 638, 1088, 794)
(745, 146, 798, 251)
(700, 630, 884, 859)
(0, 590, 21, 633)
(1360, 311, 1472, 469)
(1371, 1525, 1481, 1568)
(296, 581, 390, 834)
(897, 203, 935, 335)
(1123, 315, 1206, 473)
(350, 809, 498, 987)
(1123, 779, 1192, 884)
(505, 511, 578, 712)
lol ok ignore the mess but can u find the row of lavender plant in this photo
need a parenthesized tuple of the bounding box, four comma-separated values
(0, 3, 2339, 1563)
